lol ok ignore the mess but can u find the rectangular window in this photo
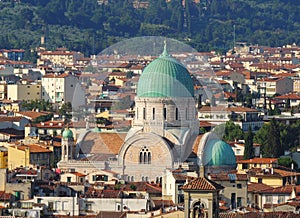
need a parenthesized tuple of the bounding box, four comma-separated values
(278, 195, 285, 204)
(67, 177, 71, 183)
(237, 197, 242, 207)
(175, 108, 179, 120)
(186, 108, 188, 120)
(143, 108, 146, 120)
(237, 184, 242, 189)
(163, 108, 166, 120)
(152, 108, 155, 120)
(266, 195, 272, 203)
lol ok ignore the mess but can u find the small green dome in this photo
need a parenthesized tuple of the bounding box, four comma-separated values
(137, 45, 194, 98)
(62, 128, 73, 139)
(203, 139, 236, 166)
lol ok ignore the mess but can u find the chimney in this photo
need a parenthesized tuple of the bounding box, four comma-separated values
(199, 165, 205, 178)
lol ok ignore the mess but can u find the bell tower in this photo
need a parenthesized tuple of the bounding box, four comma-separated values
(61, 128, 75, 161)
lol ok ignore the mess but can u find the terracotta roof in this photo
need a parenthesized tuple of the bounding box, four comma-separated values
(261, 185, 300, 194)
(237, 158, 278, 164)
(248, 182, 273, 193)
(274, 168, 300, 177)
(43, 73, 72, 78)
(16, 111, 51, 120)
(17, 144, 52, 153)
(227, 107, 260, 113)
(70, 172, 86, 177)
(79, 132, 126, 156)
(34, 120, 65, 129)
(210, 173, 248, 181)
(0, 116, 23, 122)
(0, 191, 12, 201)
(181, 177, 224, 191)
(275, 93, 300, 100)
(96, 211, 126, 218)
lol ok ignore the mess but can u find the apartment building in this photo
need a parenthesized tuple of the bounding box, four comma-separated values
(7, 82, 41, 101)
(41, 73, 85, 107)
(38, 49, 84, 67)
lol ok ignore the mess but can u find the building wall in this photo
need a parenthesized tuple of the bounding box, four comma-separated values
(42, 74, 84, 107)
(0, 149, 8, 169)
(33, 196, 80, 216)
(249, 176, 283, 188)
(7, 146, 30, 170)
(6, 183, 32, 200)
(261, 194, 290, 207)
(7, 84, 41, 101)
(276, 78, 293, 95)
(80, 198, 148, 214)
(162, 171, 176, 203)
(0, 168, 6, 191)
(217, 180, 248, 208)
(60, 173, 85, 183)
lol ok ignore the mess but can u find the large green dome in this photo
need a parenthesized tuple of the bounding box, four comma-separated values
(137, 46, 194, 98)
(203, 139, 236, 167)
(62, 128, 73, 139)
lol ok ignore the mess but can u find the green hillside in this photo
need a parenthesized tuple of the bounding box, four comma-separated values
(0, 0, 299, 59)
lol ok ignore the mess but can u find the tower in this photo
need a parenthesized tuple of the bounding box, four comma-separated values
(61, 128, 75, 161)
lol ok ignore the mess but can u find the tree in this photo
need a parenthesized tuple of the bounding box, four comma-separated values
(212, 121, 243, 142)
(243, 126, 254, 159)
(263, 118, 282, 157)
(278, 157, 298, 170)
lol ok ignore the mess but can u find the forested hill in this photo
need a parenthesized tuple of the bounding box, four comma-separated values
(1, 0, 300, 59)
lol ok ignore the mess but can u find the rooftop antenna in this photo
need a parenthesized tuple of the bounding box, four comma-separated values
(233, 24, 236, 52)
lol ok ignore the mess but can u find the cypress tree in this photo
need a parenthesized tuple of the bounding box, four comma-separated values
(264, 118, 282, 157)
(244, 126, 254, 159)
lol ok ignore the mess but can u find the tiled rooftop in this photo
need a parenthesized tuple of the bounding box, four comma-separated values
(181, 177, 224, 191)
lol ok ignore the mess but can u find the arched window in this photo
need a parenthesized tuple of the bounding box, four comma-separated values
(139, 152, 143, 164)
(148, 152, 151, 164)
(139, 146, 151, 164)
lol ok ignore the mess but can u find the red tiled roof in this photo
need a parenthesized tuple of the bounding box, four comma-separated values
(261, 185, 300, 194)
(17, 144, 52, 153)
(43, 73, 72, 78)
(0, 191, 12, 201)
(181, 177, 224, 191)
(237, 158, 278, 164)
(16, 111, 51, 120)
(248, 182, 273, 193)
(210, 173, 248, 181)
(275, 93, 300, 100)
(0, 116, 23, 122)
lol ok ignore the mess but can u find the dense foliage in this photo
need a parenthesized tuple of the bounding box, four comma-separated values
(254, 119, 300, 158)
(0, 0, 300, 59)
